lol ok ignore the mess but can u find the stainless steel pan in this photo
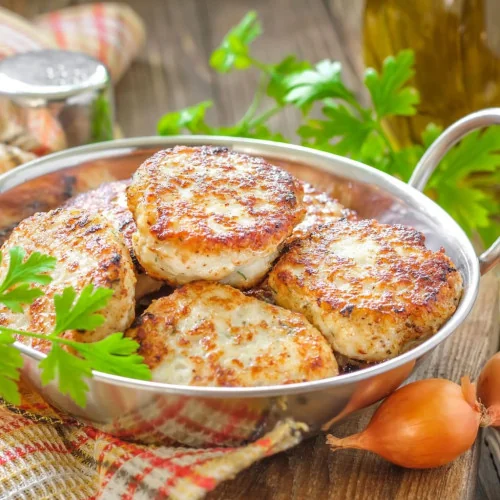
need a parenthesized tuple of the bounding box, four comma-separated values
(0, 109, 498, 447)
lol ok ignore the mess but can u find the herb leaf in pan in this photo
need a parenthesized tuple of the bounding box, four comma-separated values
(158, 11, 500, 247)
(0, 249, 151, 407)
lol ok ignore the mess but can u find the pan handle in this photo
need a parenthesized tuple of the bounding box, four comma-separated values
(408, 108, 500, 275)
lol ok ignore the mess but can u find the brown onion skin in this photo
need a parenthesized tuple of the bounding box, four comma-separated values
(327, 378, 482, 469)
(477, 352, 500, 412)
(322, 360, 416, 430)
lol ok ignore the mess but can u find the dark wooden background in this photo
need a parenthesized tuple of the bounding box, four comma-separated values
(1, 1, 499, 499)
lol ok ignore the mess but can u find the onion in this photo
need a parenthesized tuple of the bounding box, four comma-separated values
(327, 377, 486, 469)
(322, 361, 416, 430)
(477, 352, 500, 426)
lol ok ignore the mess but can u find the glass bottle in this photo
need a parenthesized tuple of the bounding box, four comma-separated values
(364, 0, 500, 147)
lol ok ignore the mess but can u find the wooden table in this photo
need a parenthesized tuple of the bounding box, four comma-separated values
(2, 1, 499, 498)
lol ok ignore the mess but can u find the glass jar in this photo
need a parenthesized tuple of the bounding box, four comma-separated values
(364, 0, 500, 147)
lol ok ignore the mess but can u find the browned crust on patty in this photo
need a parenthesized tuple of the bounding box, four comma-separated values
(127, 146, 305, 254)
(126, 281, 338, 387)
(64, 180, 139, 267)
(290, 182, 357, 240)
(268, 218, 463, 361)
(0, 208, 136, 353)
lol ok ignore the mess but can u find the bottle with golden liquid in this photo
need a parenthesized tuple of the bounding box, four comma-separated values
(364, 0, 500, 148)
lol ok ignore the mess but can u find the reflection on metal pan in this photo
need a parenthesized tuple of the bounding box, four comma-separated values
(1, 110, 498, 446)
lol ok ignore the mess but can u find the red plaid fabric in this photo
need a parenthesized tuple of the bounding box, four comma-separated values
(0, 383, 305, 499)
(0, 8, 53, 59)
(34, 3, 145, 82)
(100, 395, 267, 448)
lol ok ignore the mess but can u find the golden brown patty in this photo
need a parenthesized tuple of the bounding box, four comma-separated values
(126, 281, 338, 386)
(0, 208, 136, 352)
(291, 182, 357, 240)
(268, 219, 463, 362)
(127, 146, 305, 288)
(64, 180, 162, 299)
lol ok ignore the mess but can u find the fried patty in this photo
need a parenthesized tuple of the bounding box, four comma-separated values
(291, 182, 357, 240)
(64, 180, 162, 299)
(126, 281, 338, 386)
(127, 146, 305, 288)
(0, 208, 136, 352)
(268, 219, 463, 362)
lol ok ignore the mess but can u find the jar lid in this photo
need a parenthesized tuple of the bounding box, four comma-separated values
(0, 49, 111, 102)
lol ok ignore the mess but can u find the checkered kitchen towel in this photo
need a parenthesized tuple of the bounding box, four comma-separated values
(0, 382, 304, 499)
(0, 6, 307, 498)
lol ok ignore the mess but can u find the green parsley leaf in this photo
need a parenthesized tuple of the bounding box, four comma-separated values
(421, 123, 443, 147)
(423, 126, 500, 243)
(382, 122, 438, 181)
(0, 247, 56, 291)
(299, 102, 374, 156)
(241, 124, 287, 142)
(0, 332, 23, 405)
(384, 145, 424, 181)
(157, 101, 213, 135)
(23, 281, 152, 408)
(267, 56, 311, 105)
(156, 9, 498, 248)
(284, 60, 356, 112)
(364, 50, 419, 118)
(429, 127, 500, 184)
(38, 333, 151, 407)
(52, 285, 113, 336)
(357, 129, 388, 166)
(0, 247, 56, 312)
(0, 247, 152, 407)
(210, 11, 262, 73)
(433, 184, 491, 236)
(70, 333, 152, 380)
(0, 284, 44, 313)
(39, 343, 91, 407)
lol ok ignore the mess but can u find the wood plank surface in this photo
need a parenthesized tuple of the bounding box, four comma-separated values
(1, 1, 499, 498)
(207, 272, 499, 500)
(478, 427, 500, 500)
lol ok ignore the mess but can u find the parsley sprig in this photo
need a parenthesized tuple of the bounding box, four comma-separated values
(0, 247, 56, 313)
(157, 11, 499, 246)
(0, 247, 151, 407)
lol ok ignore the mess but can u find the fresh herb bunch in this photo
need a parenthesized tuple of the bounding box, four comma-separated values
(0, 247, 151, 407)
(157, 11, 499, 246)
